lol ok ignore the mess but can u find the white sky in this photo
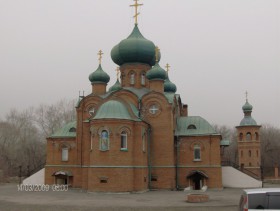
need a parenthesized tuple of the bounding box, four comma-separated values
(0, 0, 279, 128)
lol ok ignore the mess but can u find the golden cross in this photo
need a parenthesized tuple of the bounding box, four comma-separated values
(97, 50, 103, 64)
(165, 63, 170, 72)
(130, 0, 143, 25)
(155, 46, 160, 62)
(116, 67, 120, 79)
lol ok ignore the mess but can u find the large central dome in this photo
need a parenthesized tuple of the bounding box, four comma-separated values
(111, 24, 158, 66)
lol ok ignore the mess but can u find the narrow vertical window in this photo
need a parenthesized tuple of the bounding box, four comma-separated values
(248, 150, 251, 157)
(142, 132, 146, 152)
(194, 144, 201, 161)
(100, 130, 109, 151)
(62, 148, 69, 161)
(241, 150, 243, 158)
(130, 72, 135, 85)
(120, 131, 127, 150)
(141, 73, 145, 85)
(239, 133, 243, 141)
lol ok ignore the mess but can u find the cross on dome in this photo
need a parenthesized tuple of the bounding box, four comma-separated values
(98, 50, 104, 64)
(155, 46, 160, 62)
(130, 0, 143, 25)
(165, 63, 170, 72)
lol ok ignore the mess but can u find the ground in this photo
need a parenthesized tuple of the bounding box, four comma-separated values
(0, 183, 278, 211)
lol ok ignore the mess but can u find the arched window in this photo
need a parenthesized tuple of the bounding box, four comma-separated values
(256, 150, 259, 157)
(88, 107, 95, 117)
(255, 132, 259, 141)
(100, 130, 109, 151)
(62, 148, 69, 161)
(120, 131, 127, 150)
(248, 150, 251, 157)
(246, 132, 252, 141)
(141, 73, 145, 85)
(188, 124, 196, 129)
(239, 133, 243, 141)
(194, 144, 201, 161)
(69, 127, 76, 132)
(130, 72, 135, 85)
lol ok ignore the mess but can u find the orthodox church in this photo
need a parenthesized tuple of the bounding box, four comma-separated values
(45, 1, 225, 192)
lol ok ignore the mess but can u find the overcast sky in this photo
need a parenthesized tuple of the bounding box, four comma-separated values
(0, 0, 279, 128)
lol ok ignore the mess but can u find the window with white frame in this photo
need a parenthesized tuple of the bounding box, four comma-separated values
(193, 144, 201, 161)
(141, 73, 145, 85)
(130, 72, 135, 85)
(120, 131, 127, 150)
(62, 148, 69, 161)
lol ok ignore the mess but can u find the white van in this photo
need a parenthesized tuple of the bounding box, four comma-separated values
(239, 188, 280, 210)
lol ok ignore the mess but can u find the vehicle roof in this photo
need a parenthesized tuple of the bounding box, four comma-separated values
(243, 188, 280, 194)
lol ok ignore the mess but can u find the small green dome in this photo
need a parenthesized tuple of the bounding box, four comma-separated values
(109, 79, 122, 92)
(242, 101, 253, 112)
(164, 73, 177, 93)
(93, 100, 132, 120)
(146, 62, 167, 81)
(111, 24, 159, 66)
(89, 64, 110, 84)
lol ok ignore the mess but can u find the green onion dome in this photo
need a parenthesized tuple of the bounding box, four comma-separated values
(146, 62, 167, 81)
(111, 24, 160, 66)
(242, 101, 253, 112)
(88, 64, 110, 84)
(109, 79, 122, 92)
(164, 73, 177, 93)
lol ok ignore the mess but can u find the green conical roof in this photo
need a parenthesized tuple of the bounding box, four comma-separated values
(111, 24, 159, 66)
(109, 79, 122, 92)
(89, 64, 110, 84)
(146, 62, 166, 81)
(164, 73, 177, 93)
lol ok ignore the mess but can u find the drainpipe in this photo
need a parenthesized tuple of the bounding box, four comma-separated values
(175, 135, 180, 190)
(147, 125, 152, 190)
(138, 98, 152, 190)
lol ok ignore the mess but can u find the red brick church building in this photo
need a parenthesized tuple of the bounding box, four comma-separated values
(45, 1, 224, 192)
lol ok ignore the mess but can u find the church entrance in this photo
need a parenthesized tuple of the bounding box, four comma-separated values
(187, 170, 208, 190)
(52, 170, 73, 185)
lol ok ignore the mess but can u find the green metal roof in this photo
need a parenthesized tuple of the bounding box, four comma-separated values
(164, 73, 177, 93)
(164, 92, 176, 104)
(89, 64, 110, 84)
(111, 24, 158, 66)
(240, 116, 258, 126)
(146, 62, 167, 81)
(176, 116, 218, 136)
(50, 121, 76, 138)
(220, 139, 230, 146)
(93, 100, 139, 121)
(109, 79, 122, 92)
